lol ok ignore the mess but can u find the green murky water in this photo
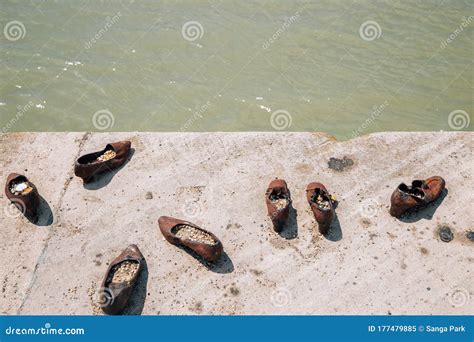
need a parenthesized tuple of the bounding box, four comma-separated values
(1, 0, 472, 139)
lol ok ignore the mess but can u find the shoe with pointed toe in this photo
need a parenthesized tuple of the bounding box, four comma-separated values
(306, 182, 335, 235)
(100, 244, 144, 315)
(265, 179, 291, 233)
(5, 173, 40, 222)
(158, 216, 223, 263)
(390, 176, 446, 218)
(74, 141, 131, 183)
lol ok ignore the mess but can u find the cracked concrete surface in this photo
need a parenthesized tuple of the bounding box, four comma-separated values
(0, 132, 472, 315)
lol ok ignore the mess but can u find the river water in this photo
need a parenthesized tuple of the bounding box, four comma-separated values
(1, 0, 472, 139)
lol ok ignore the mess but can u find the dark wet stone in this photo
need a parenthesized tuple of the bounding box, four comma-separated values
(229, 286, 240, 296)
(466, 231, 474, 242)
(328, 156, 354, 172)
(438, 226, 454, 242)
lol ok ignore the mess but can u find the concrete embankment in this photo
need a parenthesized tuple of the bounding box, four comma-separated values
(0, 132, 472, 315)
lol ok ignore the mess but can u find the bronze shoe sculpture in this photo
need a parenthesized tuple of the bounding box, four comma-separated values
(390, 176, 446, 218)
(306, 182, 335, 235)
(4, 173, 40, 222)
(99, 244, 144, 315)
(265, 179, 291, 232)
(158, 216, 223, 263)
(74, 141, 131, 183)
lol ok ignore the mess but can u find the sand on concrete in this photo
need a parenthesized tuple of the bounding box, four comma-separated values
(0, 132, 472, 315)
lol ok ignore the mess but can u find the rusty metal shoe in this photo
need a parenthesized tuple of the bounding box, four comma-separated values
(158, 216, 223, 263)
(306, 182, 335, 235)
(99, 244, 144, 315)
(265, 179, 291, 232)
(74, 141, 131, 183)
(4, 173, 40, 222)
(389, 176, 446, 218)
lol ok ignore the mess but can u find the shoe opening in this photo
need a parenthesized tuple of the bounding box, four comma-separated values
(106, 260, 140, 286)
(171, 224, 217, 245)
(398, 183, 424, 199)
(77, 146, 116, 165)
(311, 188, 331, 211)
(269, 188, 289, 210)
(8, 176, 34, 196)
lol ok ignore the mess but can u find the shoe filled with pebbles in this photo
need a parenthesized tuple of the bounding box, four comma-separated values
(74, 141, 131, 183)
(107, 260, 140, 285)
(9, 179, 34, 196)
(270, 193, 290, 211)
(398, 181, 425, 199)
(311, 192, 331, 211)
(390, 176, 446, 218)
(306, 182, 336, 235)
(158, 216, 224, 263)
(4, 173, 41, 222)
(95, 149, 116, 163)
(173, 224, 218, 246)
(100, 244, 144, 315)
(265, 179, 291, 233)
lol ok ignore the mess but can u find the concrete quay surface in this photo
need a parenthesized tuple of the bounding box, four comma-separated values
(0, 132, 472, 315)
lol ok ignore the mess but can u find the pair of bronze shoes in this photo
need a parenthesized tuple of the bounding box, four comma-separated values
(389, 176, 446, 218)
(100, 217, 223, 315)
(74, 141, 131, 183)
(265, 179, 336, 235)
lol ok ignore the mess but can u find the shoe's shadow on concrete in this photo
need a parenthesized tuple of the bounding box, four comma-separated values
(278, 205, 298, 240)
(324, 213, 342, 242)
(399, 188, 448, 223)
(83, 148, 135, 190)
(177, 245, 234, 274)
(25, 195, 53, 226)
(123, 258, 148, 315)
(206, 252, 234, 274)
